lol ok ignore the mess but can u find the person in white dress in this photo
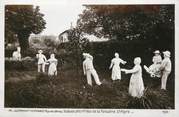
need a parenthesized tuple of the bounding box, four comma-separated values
(144, 50, 162, 77)
(159, 51, 171, 90)
(109, 53, 127, 81)
(47, 54, 58, 77)
(12, 46, 21, 61)
(36, 50, 47, 73)
(83, 53, 102, 86)
(121, 57, 144, 98)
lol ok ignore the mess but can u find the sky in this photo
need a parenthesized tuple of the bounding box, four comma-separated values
(38, 3, 85, 36)
(38, 3, 160, 36)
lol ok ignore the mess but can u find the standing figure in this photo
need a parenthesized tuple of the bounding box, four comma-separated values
(160, 51, 171, 90)
(144, 50, 162, 77)
(36, 50, 47, 73)
(12, 46, 21, 61)
(109, 53, 126, 81)
(47, 54, 58, 77)
(82, 53, 102, 86)
(121, 57, 144, 98)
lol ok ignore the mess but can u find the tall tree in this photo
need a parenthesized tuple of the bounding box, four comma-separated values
(5, 5, 46, 51)
(66, 28, 89, 78)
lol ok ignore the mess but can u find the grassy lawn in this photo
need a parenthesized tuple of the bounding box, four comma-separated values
(5, 60, 174, 109)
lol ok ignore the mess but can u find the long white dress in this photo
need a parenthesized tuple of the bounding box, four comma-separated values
(126, 65, 144, 98)
(48, 58, 58, 76)
(111, 58, 125, 80)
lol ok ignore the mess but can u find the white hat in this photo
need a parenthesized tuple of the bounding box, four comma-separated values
(154, 50, 160, 54)
(163, 51, 171, 57)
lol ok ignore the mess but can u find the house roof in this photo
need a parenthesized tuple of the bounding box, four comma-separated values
(58, 29, 72, 37)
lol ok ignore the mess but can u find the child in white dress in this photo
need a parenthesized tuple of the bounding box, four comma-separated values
(109, 53, 126, 81)
(121, 57, 144, 98)
(36, 50, 47, 73)
(47, 54, 58, 76)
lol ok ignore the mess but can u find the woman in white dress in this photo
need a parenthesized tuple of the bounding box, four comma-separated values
(47, 54, 58, 76)
(109, 53, 127, 81)
(121, 57, 144, 98)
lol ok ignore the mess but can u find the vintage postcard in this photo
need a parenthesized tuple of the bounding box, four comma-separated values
(0, 0, 178, 117)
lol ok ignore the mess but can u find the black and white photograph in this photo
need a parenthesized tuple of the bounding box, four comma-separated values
(1, 0, 179, 116)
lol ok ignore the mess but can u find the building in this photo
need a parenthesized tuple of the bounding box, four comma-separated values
(58, 30, 71, 43)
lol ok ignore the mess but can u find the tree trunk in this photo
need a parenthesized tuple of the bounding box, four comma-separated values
(18, 33, 30, 55)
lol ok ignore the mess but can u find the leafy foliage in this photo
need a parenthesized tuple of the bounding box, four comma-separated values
(63, 28, 89, 76)
(77, 5, 174, 47)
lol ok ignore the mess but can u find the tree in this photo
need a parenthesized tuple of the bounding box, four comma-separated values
(62, 27, 89, 80)
(77, 5, 174, 48)
(5, 5, 46, 52)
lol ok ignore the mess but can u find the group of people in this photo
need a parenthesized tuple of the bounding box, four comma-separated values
(82, 50, 172, 98)
(82, 52, 144, 98)
(11, 46, 172, 98)
(36, 50, 58, 77)
(12, 47, 58, 77)
(144, 50, 172, 90)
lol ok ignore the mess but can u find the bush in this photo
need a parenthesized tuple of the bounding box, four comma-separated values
(5, 58, 36, 71)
